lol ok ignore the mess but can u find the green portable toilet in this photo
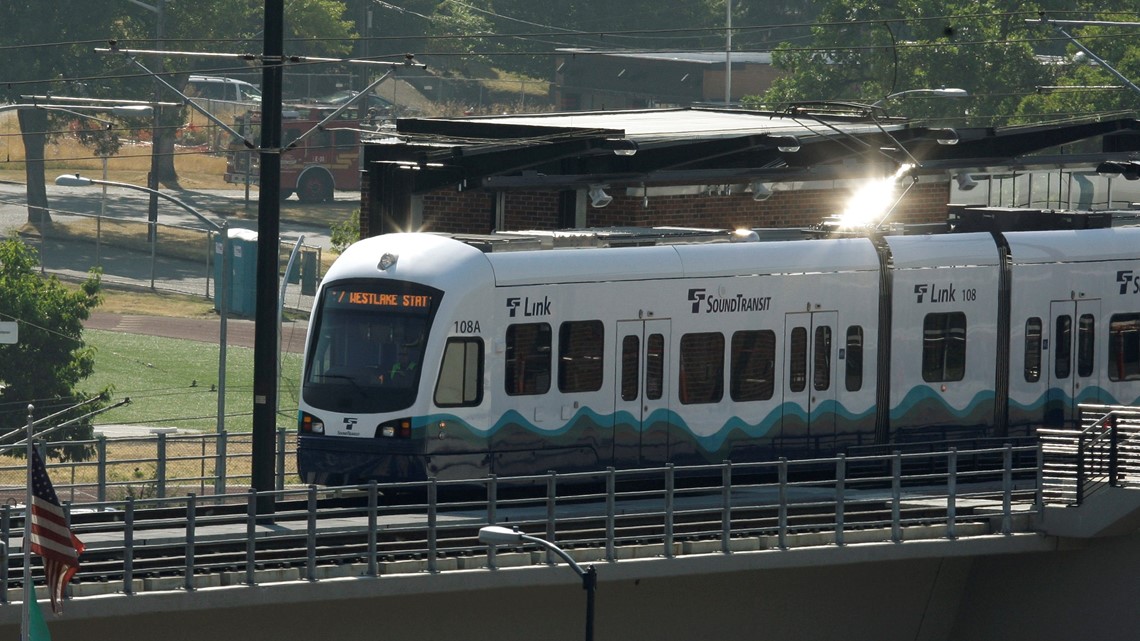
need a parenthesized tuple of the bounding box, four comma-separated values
(214, 228, 259, 317)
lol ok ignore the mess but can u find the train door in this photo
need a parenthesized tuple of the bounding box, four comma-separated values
(1045, 299, 1101, 428)
(783, 312, 837, 453)
(613, 320, 671, 467)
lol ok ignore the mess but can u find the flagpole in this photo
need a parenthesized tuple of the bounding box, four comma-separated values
(22, 404, 33, 641)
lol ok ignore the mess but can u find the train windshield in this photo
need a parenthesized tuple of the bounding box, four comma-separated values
(303, 279, 441, 414)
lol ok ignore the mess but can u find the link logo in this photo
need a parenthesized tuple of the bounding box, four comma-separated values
(506, 295, 551, 317)
(914, 283, 958, 303)
(1118, 270, 1140, 295)
(687, 288, 771, 314)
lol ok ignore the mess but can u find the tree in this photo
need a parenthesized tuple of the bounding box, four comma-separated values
(0, 2, 124, 225)
(0, 237, 104, 460)
(756, 1, 1048, 126)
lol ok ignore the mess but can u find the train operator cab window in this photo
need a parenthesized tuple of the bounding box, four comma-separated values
(1110, 314, 1140, 381)
(506, 323, 551, 395)
(558, 320, 604, 393)
(680, 332, 724, 404)
(434, 338, 483, 407)
(730, 330, 775, 402)
(922, 312, 966, 382)
(302, 281, 436, 414)
(1024, 318, 1043, 383)
(845, 326, 864, 392)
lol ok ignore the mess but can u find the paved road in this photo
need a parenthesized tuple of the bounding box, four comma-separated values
(0, 179, 348, 250)
(0, 179, 347, 310)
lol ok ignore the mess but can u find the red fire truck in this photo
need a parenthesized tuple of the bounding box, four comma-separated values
(225, 105, 373, 203)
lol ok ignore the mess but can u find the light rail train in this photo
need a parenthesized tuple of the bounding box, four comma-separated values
(297, 223, 1140, 485)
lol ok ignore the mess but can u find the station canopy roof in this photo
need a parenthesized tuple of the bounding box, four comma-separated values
(364, 105, 1140, 194)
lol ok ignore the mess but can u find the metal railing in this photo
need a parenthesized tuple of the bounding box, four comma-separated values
(1039, 403, 1140, 505)
(0, 429, 298, 507)
(0, 444, 1041, 602)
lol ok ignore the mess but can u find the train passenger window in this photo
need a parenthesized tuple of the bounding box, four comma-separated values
(1078, 314, 1095, 378)
(922, 312, 966, 382)
(1055, 315, 1072, 379)
(621, 335, 639, 401)
(789, 327, 807, 392)
(730, 330, 775, 402)
(505, 323, 551, 395)
(813, 326, 832, 391)
(646, 334, 664, 401)
(1109, 314, 1140, 381)
(434, 338, 483, 407)
(845, 326, 863, 392)
(559, 321, 604, 393)
(1024, 318, 1042, 382)
(679, 333, 724, 404)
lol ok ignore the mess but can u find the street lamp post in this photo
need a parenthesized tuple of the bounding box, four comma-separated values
(870, 87, 969, 109)
(478, 525, 598, 641)
(54, 175, 232, 464)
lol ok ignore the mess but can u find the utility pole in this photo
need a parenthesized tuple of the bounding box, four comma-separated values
(252, 0, 285, 514)
(128, 0, 166, 241)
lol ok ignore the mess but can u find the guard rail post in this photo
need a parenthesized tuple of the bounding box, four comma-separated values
(0, 507, 9, 604)
(1002, 444, 1013, 535)
(367, 481, 379, 576)
(1109, 413, 1119, 487)
(835, 454, 846, 546)
(96, 435, 107, 503)
(947, 448, 958, 540)
(184, 493, 197, 591)
(777, 458, 788, 550)
(545, 471, 557, 565)
(215, 431, 227, 497)
(123, 497, 135, 595)
(276, 428, 287, 490)
(244, 489, 257, 585)
(306, 485, 318, 580)
(891, 452, 902, 543)
(1076, 432, 1086, 504)
(721, 460, 732, 554)
(427, 478, 439, 573)
(156, 432, 167, 499)
(1035, 444, 1044, 513)
(664, 463, 675, 559)
(486, 475, 498, 570)
(605, 468, 616, 562)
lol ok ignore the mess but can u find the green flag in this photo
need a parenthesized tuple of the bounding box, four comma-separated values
(27, 597, 52, 641)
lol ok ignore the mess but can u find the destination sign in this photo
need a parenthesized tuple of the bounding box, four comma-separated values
(325, 288, 433, 313)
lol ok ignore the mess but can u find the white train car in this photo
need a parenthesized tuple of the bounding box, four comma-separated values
(296, 227, 1140, 485)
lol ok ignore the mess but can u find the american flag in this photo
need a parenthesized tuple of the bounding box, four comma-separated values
(29, 448, 84, 614)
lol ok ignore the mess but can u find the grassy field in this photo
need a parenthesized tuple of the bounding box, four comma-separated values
(83, 328, 304, 433)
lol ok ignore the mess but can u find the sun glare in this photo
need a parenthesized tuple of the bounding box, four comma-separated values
(836, 164, 914, 229)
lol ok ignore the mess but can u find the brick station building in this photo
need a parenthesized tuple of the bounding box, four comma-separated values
(356, 106, 1139, 238)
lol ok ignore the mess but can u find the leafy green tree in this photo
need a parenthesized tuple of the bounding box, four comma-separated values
(1015, 10, 1140, 123)
(0, 237, 104, 460)
(0, 2, 125, 224)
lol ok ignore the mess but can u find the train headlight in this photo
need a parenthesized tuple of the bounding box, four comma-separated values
(381, 425, 396, 438)
(378, 253, 398, 270)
